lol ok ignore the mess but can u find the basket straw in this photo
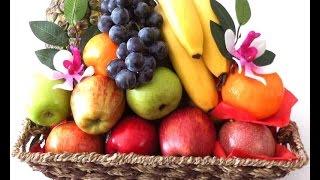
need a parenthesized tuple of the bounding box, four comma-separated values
(12, 119, 308, 179)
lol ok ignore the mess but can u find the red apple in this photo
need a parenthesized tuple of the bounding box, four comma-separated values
(219, 121, 276, 157)
(105, 116, 159, 155)
(71, 75, 125, 135)
(159, 107, 216, 157)
(45, 122, 104, 153)
(30, 142, 45, 153)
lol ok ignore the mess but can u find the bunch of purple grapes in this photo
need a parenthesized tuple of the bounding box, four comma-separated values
(98, 0, 168, 90)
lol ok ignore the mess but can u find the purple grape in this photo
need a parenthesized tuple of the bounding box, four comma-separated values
(108, 0, 117, 13)
(109, 25, 128, 44)
(116, 0, 130, 8)
(132, 0, 143, 7)
(134, 2, 151, 18)
(138, 27, 160, 45)
(98, 14, 113, 32)
(101, 0, 110, 14)
(107, 59, 126, 79)
(125, 52, 144, 72)
(127, 37, 145, 53)
(111, 7, 130, 25)
(116, 43, 129, 60)
(143, 56, 156, 70)
(148, 0, 157, 7)
(138, 68, 154, 84)
(115, 69, 137, 89)
(146, 12, 163, 27)
(149, 41, 168, 60)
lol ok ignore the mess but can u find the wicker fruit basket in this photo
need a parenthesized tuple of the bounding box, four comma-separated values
(12, 119, 308, 179)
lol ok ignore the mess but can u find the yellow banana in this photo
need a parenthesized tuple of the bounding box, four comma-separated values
(156, 6, 218, 112)
(193, 0, 229, 77)
(158, 0, 203, 59)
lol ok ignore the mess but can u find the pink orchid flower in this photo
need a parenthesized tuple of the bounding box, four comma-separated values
(225, 29, 274, 85)
(48, 46, 94, 91)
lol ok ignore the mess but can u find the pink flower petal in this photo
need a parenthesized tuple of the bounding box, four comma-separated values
(251, 39, 266, 58)
(53, 76, 74, 91)
(73, 74, 83, 83)
(224, 29, 236, 54)
(63, 60, 73, 69)
(51, 71, 66, 80)
(240, 31, 261, 50)
(53, 50, 73, 73)
(238, 46, 258, 62)
(70, 46, 82, 70)
(75, 64, 84, 74)
(244, 63, 267, 85)
(74, 66, 95, 83)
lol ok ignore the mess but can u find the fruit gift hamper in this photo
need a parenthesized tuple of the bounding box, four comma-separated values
(13, 119, 308, 179)
(13, 0, 309, 179)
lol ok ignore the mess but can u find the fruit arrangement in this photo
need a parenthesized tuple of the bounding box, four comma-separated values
(21, 0, 306, 176)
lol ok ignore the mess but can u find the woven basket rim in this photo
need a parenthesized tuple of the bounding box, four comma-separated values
(12, 119, 309, 171)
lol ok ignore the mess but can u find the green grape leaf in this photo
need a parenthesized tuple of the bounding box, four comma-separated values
(29, 21, 69, 47)
(35, 49, 59, 70)
(64, 0, 88, 25)
(210, 21, 233, 60)
(253, 50, 276, 66)
(210, 0, 236, 32)
(236, 0, 251, 25)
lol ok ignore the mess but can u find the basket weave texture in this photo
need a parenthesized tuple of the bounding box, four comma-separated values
(12, 119, 308, 179)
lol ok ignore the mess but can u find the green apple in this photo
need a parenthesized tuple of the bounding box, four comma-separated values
(26, 74, 71, 126)
(127, 67, 182, 120)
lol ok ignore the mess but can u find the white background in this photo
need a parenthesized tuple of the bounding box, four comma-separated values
(10, 0, 310, 179)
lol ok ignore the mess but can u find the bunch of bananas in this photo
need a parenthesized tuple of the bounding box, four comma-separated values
(156, 0, 229, 111)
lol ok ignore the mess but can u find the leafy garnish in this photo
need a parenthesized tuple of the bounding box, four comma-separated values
(210, 21, 233, 60)
(64, 0, 88, 26)
(235, 0, 251, 25)
(29, 21, 69, 47)
(210, 0, 236, 32)
(35, 49, 59, 70)
(253, 50, 276, 66)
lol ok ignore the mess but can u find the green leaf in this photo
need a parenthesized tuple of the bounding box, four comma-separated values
(236, 0, 251, 25)
(64, 0, 88, 25)
(80, 25, 100, 51)
(210, 0, 236, 32)
(253, 50, 276, 66)
(29, 21, 69, 47)
(35, 49, 59, 70)
(210, 21, 232, 60)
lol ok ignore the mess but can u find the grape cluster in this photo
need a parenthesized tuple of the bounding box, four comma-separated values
(98, 0, 168, 89)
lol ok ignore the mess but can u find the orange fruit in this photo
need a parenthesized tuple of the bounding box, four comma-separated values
(222, 72, 284, 119)
(83, 33, 118, 76)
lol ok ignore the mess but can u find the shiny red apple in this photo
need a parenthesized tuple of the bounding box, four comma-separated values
(30, 142, 45, 153)
(105, 116, 159, 155)
(45, 122, 104, 153)
(159, 107, 216, 156)
(219, 121, 276, 157)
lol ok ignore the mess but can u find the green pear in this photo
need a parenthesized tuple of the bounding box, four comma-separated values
(26, 74, 71, 126)
(127, 67, 182, 120)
